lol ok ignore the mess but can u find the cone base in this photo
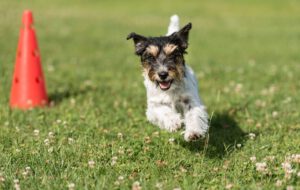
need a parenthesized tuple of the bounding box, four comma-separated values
(10, 99, 49, 109)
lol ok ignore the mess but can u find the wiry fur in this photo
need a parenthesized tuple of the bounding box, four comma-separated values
(127, 15, 209, 141)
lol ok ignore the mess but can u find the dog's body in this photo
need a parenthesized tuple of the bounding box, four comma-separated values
(127, 15, 209, 141)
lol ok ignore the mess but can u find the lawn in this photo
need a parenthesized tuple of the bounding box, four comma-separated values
(0, 0, 300, 189)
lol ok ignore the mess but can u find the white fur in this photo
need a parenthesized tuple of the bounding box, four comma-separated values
(143, 15, 209, 141)
(144, 66, 209, 141)
(166, 15, 180, 36)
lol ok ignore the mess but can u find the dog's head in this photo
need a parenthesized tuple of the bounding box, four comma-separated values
(127, 23, 192, 91)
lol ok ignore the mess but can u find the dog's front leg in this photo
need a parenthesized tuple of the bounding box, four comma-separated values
(146, 104, 182, 132)
(183, 105, 209, 141)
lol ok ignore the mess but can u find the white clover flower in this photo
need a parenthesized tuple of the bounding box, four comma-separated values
(25, 167, 31, 172)
(88, 160, 95, 168)
(111, 156, 118, 166)
(225, 183, 233, 189)
(281, 162, 292, 171)
(255, 123, 262, 128)
(155, 182, 163, 189)
(249, 133, 256, 140)
(117, 133, 123, 139)
(22, 171, 28, 178)
(118, 147, 125, 155)
(291, 154, 300, 163)
(264, 156, 275, 162)
(283, 97, 292, 104)
(173, 188, 181, 190)
(282, 161, 294, 180)
(68, 138, 75, 144)
(144, 136, 151, 143)
(44, 139, 50, 146)
(47, 64, 54, 72)
(22, 166, 31, 178)
(14, 184, 21, 190)
(48, 147, 54, 153)
(126, 148, 133, 156)
(179, 166, 187, 173)
(70, 98, 76, 105)
(195, 153, 201, 156)
(14, 179, 20, 190)
(255, 162, 267, 172)
(33, 129, 40, 136)
(14, 184, 20, 190)
(132, 181, 142, 190)
(48, 132, 55, 139)
(152, 131, 159, 136)
(275, 180, 282, 187)
(0, 172, 5, 182)
(68, 182, 75, 190)
(168, 138, 175, 143)
(250, 156, 256, 162)
(235, 83, 243, 93)
(255, 99, 266, 107)
(272, 111, 278, 118)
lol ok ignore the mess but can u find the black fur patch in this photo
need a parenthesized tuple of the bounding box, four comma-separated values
(127, 23, 192, 84)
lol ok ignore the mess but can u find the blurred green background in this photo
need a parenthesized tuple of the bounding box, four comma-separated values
(0, 0, 299, 189)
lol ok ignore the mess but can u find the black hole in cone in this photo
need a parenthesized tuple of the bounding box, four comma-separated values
(15, 78, 19, 83)
(32, 50, 39, 57)
(35, 77, 39, 83)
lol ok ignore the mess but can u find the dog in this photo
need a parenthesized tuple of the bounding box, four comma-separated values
(127, 15, 209, 141)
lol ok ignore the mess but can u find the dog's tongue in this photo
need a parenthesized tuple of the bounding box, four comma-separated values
(159, 81, 171, 90)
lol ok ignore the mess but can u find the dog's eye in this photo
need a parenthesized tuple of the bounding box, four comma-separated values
(168, 53, 179, 60)
(168, 54, 176, 59)
(169, 50, 181, 58)
(146, 55, 156, 62)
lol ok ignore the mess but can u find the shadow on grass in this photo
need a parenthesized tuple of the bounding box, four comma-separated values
(48, 85, 96, 105)
(180, 111, 247, 158)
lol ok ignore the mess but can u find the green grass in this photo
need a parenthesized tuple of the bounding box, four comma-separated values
(0, 0, 300, 189)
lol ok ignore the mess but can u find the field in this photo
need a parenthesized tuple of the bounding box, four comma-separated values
(0, 0, 300, 189)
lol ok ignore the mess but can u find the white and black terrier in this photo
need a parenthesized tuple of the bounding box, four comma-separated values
(127, 15, 209, 141)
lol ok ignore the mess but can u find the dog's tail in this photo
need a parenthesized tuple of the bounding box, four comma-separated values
(166, 14, 180, 36)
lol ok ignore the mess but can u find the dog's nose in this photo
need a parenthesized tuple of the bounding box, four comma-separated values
(158, 71, 168, 80)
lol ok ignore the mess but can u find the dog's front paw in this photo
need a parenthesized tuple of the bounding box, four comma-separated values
(183, 108, 209, 141)
(163, 115, 183, 132)
(183, 129, 206, 142)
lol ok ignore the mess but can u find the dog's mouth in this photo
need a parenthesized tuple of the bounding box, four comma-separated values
(157, 80, 173, 91)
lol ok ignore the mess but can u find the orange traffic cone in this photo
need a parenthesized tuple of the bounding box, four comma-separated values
(10, 10, 48, 109)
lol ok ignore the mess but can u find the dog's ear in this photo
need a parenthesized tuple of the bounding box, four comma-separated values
(127, 32, 149, 55)
(171, 23, 192, 50)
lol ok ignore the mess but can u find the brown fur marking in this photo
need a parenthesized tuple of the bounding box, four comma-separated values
(168, 57, 185, 81)
(146, 45, 159, 57)
(142, 62, 157, 82)
(163, 44, 178, 55)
